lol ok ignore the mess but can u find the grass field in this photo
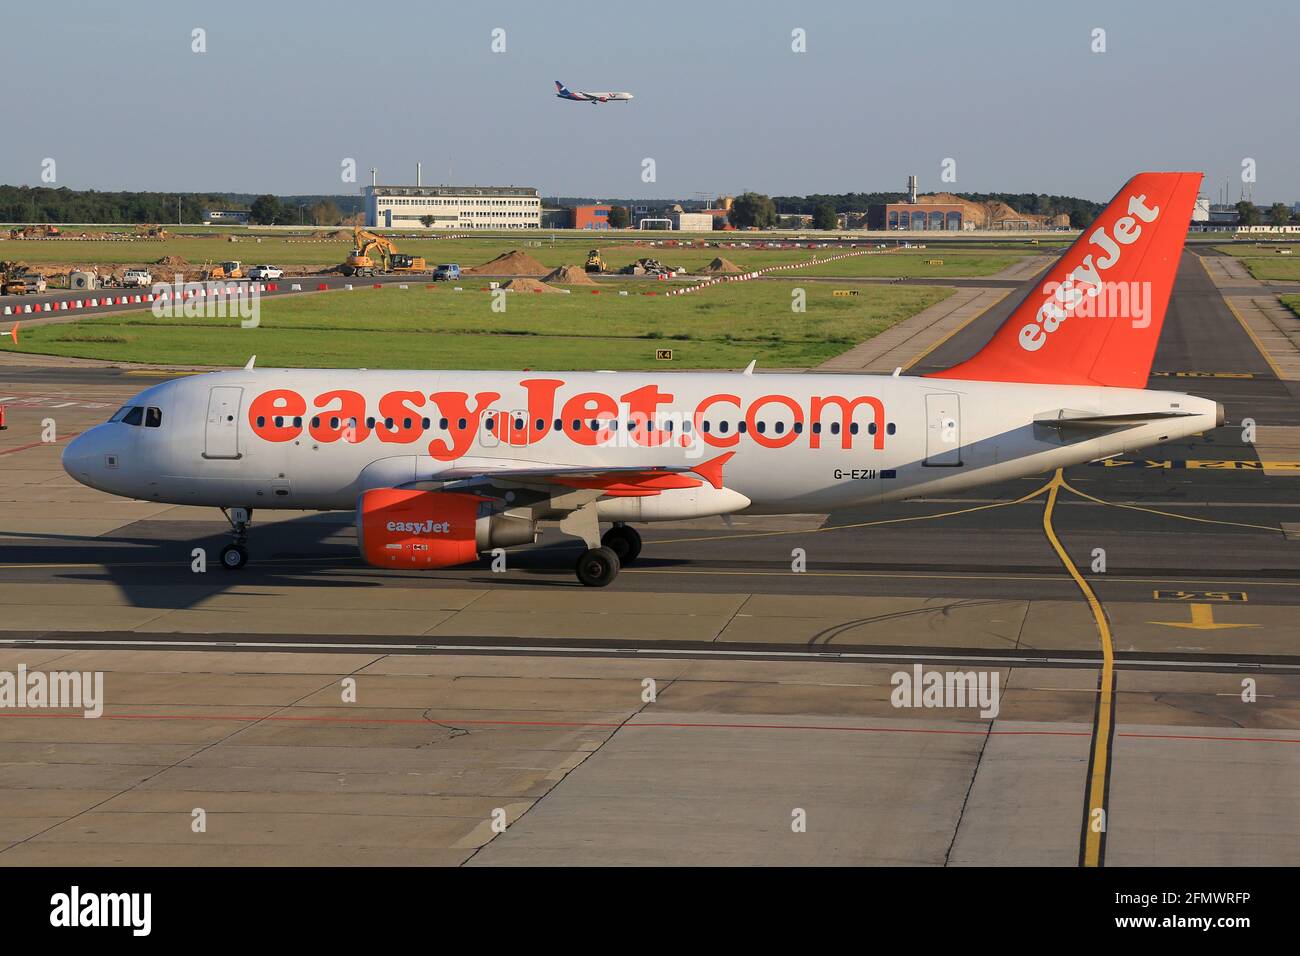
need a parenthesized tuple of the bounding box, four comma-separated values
(1212, 244, 1300, 280)
(793, 251, 1029, 278)
(1282, 295, 1300, 320)
(1, 280, 952, 370)
(1, 233, 1035, 277)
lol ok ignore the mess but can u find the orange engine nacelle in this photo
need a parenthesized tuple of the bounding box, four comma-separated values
(358, 489, 483, 569)
(357, 489, 537, 569)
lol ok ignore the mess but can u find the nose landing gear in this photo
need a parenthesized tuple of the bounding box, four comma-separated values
(219, 507, 252, 571)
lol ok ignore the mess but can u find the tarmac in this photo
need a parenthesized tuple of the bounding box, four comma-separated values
(1, 248, 1299, 866)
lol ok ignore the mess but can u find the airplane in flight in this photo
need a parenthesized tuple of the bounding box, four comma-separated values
(555, 80, 633, 104)
(63, 172, 1214, 588)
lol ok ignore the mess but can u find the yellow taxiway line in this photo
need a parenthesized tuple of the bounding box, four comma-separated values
(1041, 469, 1113, 867)
(1223, 297, 1286, 381)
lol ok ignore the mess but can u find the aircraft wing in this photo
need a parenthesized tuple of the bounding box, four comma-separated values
(418, 452, 734, 496)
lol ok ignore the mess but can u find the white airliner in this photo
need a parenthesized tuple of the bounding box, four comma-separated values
(555, 80, 633, 104)
(63, 172, 1215, 587)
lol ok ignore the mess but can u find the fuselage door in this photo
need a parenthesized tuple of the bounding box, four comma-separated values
(204, 386, 243, 459)
(924, 392, 962, 466)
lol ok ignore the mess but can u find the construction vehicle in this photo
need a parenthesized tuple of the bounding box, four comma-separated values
(389, 253, 428, 274)
(7, 225, 61, 240)
(341, 229, 425, 276)
(1, 263, 47, 295)
(585, 249, 606, 273)
(619, 257, 676, 277)
(342, 229, 397, 276)
(201, 261, 245, 281)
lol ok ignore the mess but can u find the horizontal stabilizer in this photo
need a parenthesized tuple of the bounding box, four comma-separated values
(1033, 408, 1197, 431)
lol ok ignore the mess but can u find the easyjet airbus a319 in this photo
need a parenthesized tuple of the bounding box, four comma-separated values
(63, 172, 1216, 587)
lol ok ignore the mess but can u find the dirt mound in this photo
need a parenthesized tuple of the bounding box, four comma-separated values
(463, 249, 549, 276)
(501, 277, 561, 293)
(155, 255, 189, 268)
(700, 256, 742, 273)
(542, 265, 597, 284)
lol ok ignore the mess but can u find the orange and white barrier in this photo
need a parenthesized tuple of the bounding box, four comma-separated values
(664, 250, 875, 296)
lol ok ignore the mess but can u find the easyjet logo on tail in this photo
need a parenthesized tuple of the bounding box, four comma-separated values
(1018, 192, 1160, 352)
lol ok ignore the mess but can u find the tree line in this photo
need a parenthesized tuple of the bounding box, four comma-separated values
(1235, 200, 1299, 227)
(0, 186, 363, 226)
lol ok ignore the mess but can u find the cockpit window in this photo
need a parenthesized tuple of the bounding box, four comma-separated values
(108, 405, 161, 427)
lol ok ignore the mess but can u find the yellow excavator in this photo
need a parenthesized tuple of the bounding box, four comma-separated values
(341, 228, 426, 277)
(585, 249, 606, 273)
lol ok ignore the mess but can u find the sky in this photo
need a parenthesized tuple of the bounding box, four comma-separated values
(5, 0, 1299, 204)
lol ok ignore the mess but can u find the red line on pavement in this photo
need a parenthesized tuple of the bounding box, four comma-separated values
(0, 431, 81, 456)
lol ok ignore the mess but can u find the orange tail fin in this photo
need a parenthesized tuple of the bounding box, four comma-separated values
(927, 171, 1202, 388)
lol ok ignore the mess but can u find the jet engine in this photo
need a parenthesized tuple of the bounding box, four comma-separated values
(357, 489, 536, 569)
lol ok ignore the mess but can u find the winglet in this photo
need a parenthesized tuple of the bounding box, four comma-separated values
(742, 359, 756, 376)
(690, 451, 735, 490)
(244, 355, 256, 370)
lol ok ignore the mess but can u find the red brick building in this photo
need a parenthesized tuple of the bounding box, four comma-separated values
(572, 205, 613, 229)
(867, 202, 966, 231)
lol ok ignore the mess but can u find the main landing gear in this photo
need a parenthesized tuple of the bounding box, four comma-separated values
(219, 507, 252, 571)
(601, 523, 642, 566)
(558, 502, 641, 588)
(573, 524, 642, 588)
(575, 547, 620, 588)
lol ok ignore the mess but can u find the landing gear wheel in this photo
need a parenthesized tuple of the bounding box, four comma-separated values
(220, 543, 248, 570)
(601, 525, 642, 565)
(575, 546, 620, 588)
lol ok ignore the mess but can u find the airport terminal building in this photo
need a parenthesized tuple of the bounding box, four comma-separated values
(364, 184, 541, 230)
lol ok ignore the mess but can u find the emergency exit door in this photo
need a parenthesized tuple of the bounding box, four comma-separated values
(204, 386, 243, 459)
(924, 393, 962, 466)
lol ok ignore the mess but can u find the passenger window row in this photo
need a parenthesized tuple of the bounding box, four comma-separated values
(255, 414, 898, 438)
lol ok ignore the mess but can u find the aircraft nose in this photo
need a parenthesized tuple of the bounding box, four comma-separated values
(62, 426, 111, 489)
